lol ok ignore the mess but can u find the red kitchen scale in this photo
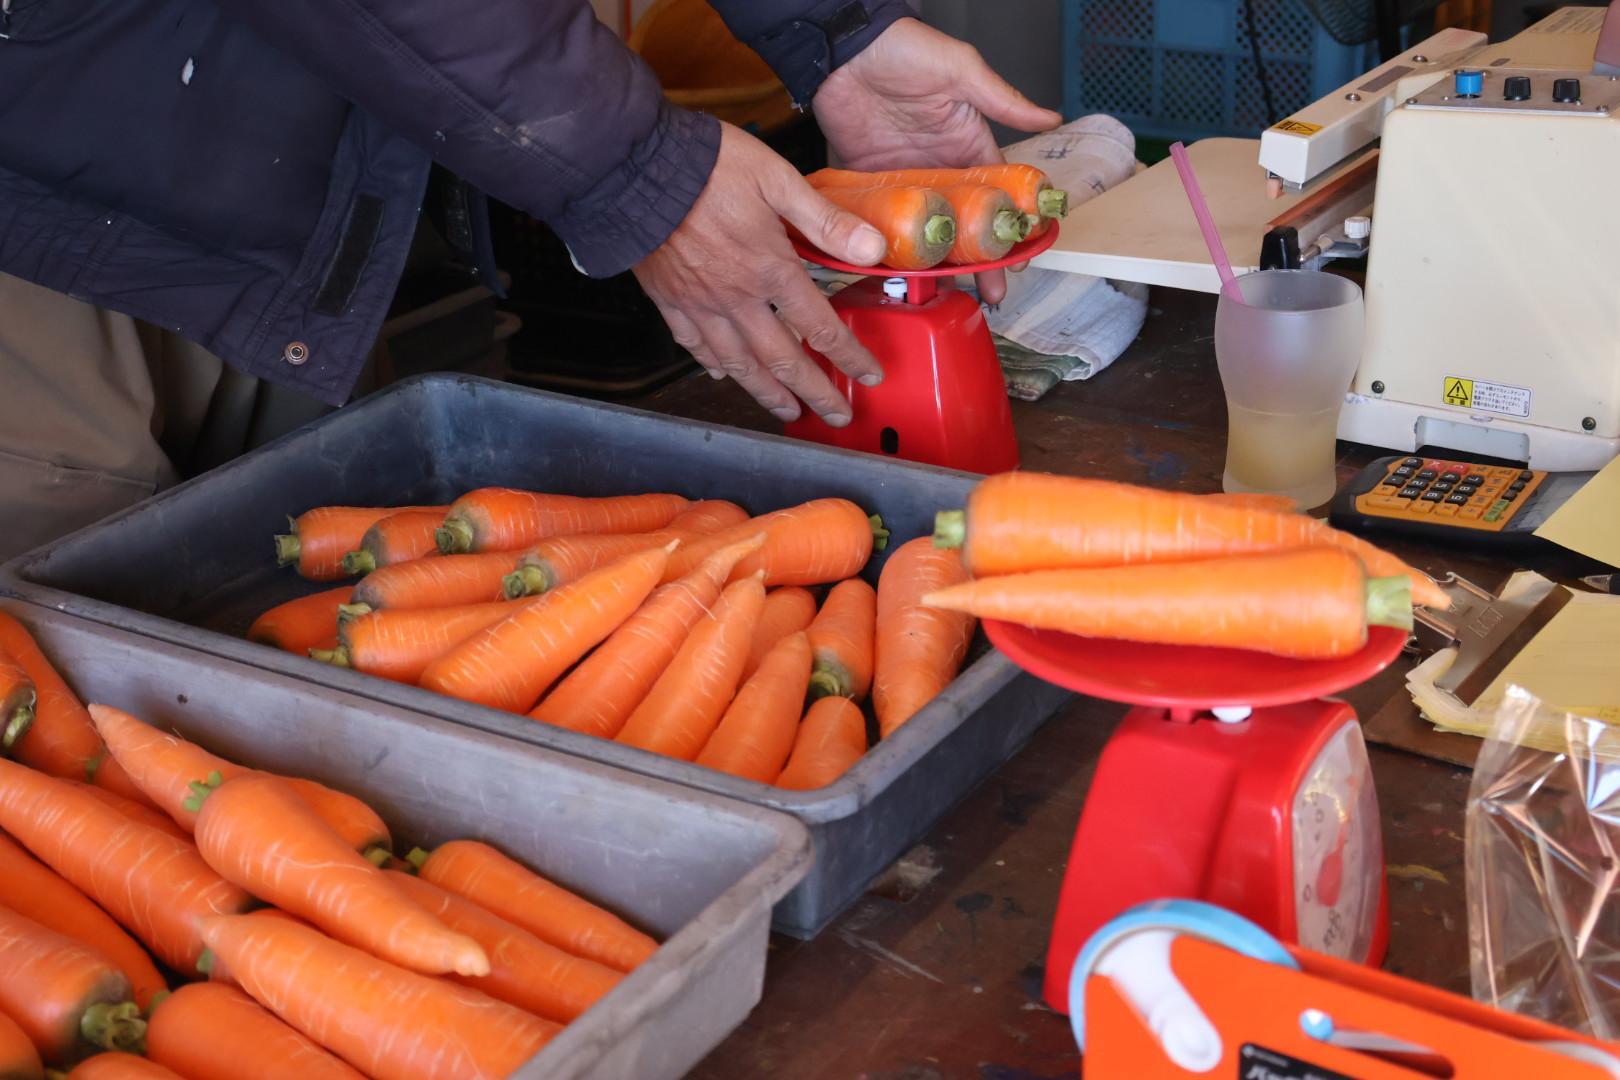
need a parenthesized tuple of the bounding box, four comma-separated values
(980, 618, 1408, 1016)
(783, 225, 1058, 474)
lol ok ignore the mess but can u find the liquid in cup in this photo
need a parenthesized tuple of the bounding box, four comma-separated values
(1214, 271, 1364, 509)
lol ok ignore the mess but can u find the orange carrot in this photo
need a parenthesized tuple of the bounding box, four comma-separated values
(313, 598, 543, 684)
(409, 839, 657, 973)
(348, 551, 525, 610)
(197, 915, 555, 1080)
(244, 586, 351, 655)
(0, 1010, 41, 1080)
(873, 538, 975, 738)
(502, 530, 684, 598)
(66, 1054, 184, 1080)
(0, 904, 146, 1065)
(806, 578, 876, 701)
(0, 833, 167, 1012)
(0, 652, 36, 756)
(146, 983, 365, 1080)
(0, 757, 252, 973)
(65, 781, 189, 842)
(436, 489, 690, 554)
(616, 573, 768, 761)
(193, 774, 486, 977)
(696, 631, 813, 783)
(936, 471, 1450, 609)
(937, 183, 1027, 264)
(529, 535, 766, 739)
(668, 499, 749, 533)
(201, 909, 318, 990)
(810, 164, 1067, 228)
(1206, 492, 1300, 513)
(775, 696, 868, 790)
(386, 871, 624, 1024)
(663, 498, 887, 586)
(87, 705, 391, 856)
(420, 544, 674, 713)
(925, 547, 1413, 659)
(340, 509, 446, 576)
(275, 505, 443, 581)
(807, 185, 955, 270)
(742, 587, 818, 682)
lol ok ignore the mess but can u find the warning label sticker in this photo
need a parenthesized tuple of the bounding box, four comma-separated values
(1270, 119, 1323, 136)
(1442, 376, 1532, 418)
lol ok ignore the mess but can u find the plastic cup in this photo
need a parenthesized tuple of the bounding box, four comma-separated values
(1214, 270, 1364, 509)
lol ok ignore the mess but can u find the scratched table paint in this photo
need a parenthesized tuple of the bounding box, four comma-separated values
(619, 286, 1554, 1079)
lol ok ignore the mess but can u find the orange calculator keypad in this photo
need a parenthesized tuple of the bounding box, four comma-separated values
(1352, 457, 1546, 532)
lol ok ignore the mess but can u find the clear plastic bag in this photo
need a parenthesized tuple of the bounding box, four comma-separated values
(1467, 685, 1620, 1037)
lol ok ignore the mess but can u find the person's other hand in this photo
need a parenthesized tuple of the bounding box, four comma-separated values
(812, 18, 1061, 303)
(633, 123, 887, 426)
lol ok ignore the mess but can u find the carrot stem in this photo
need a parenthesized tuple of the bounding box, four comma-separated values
(273, 534, 301, 567)
(363, 845, 392, 868)
(340, 550, 377, 576)
(405, 847, 429, 871)
(923, 214, 954, 246)
(1367, 576, 1414, 631)
(503, 566, 549, 599)
(933, 510, 966, 550)
(992, 209, 1027, 244)
(1038, 188, 1068, 217)
(806, 671, 843, 701)
(308, 647, 348, 668)
(80, 1003, 145, 1055)
(4, 703, 34, 751)
(869, 515, 891, 552)
(336, 603, 372, 624)
(435, 518, 476, 555)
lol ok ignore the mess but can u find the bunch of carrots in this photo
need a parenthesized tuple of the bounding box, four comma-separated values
(919, 472, 1451, 660)
(0, 613, 651, 1080)
(257, 486, 982, 790)
(798, 163, 1069, 270)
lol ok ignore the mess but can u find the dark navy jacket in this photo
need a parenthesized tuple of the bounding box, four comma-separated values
(0, 0, 908, 405)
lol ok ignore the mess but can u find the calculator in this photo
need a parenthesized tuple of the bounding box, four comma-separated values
(1329, 454, 1595, 548)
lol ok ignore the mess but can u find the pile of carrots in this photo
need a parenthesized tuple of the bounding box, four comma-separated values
(0, 610, 653, 1080)
(920, 472, 1450, 660)
(800, 163, 1068, 270)
(257, 487, 981, 790)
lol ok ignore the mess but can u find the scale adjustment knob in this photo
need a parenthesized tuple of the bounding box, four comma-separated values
(881, 277, 907, 300)
(1344, 216, 1370, 241)
(1503, 75, 1532, 101)
(1454, 69, 1484, 97)
(1553, 77, 1582, 103)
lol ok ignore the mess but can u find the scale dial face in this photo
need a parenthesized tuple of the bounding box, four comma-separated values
(1291, 720, 1382, 962)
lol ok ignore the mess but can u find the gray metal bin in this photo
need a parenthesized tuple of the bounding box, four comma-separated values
(1, 374, 1072, 936)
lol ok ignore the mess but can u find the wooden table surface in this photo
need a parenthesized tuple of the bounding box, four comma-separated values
(620, 286, 1588, 1080)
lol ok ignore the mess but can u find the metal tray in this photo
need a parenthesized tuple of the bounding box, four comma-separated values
(1, 598, 810, 1080)
(1, 374, 1072, 936)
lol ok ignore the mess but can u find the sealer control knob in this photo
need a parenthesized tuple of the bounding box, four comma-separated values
(1344, 216, 1371, 241)
(1454, 69, 1484, 97)
(1553, 77, 1582, 103)
(1503, 75, 1532, 101)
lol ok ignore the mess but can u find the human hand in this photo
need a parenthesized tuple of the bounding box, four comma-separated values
(633, 123, 888, 426)
(812, 18, 1061, 303)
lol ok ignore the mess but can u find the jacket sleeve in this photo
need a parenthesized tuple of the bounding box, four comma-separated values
(206, 0, 718, 278)
(706, 0, 915, 107)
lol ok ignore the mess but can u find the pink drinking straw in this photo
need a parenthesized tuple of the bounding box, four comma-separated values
(1168, 141, 1245, 304)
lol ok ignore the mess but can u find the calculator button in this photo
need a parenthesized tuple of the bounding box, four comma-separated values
(1508, 480, 1526, 493)
(1484, 501, 1509, 521)
(1365, 494, 1402, 509)
(1463, 474, 1485, 485)
(1416, 470, 1437, 481)
(1519, 470, 1535, 482)
(1499, 490, 1517, 502)
(1445, 493, 1469, 505)
(1398, 486, 1423, 499)
(1392, 466, 1415, 479)
(1458, 505, 1484, 519)
(1431, 482, 1454, 494)
(1440, 472, 1462, 484)
(1380, 475, 1403, 487)
(1409, 500, 1435, 515)
(1455, 484, 1478, 495)
(1421, 491, 1445, 503)
(1402, 457, 1423, 467)
(1433, 503, 1459, 517)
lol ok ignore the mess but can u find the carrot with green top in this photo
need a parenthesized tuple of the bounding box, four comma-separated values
(196, 915, 555, 1080)
(436, 489, 690, 554)
(0, 1011, 41, 1080)
(245, 586, 351, 656)
(502, 530, 684, 598)
(409, 839, 657, 973)
(805, 184, 957, 269)
(315, 598, 543, 684)
(810, 164, 1068, 231)
(775, 696, 868, 790)
(529, 536, 766, 739)
(662, 498, 887, 586)
(421, 543, 675, 713)
(741, 587, 817, 683)
(696, 631, 813, 783)
(0, 904, 146, 1066)
(873, 538, 975, 738)
(146, 983, 366, 1080)
(937, 183, 1027, 264)
(806, 578, 876, 700)
(347, 551, 525, 611)
(274, 505, 443, 581)
(340, 509, 447, 575)
(0, 653, 36, 756)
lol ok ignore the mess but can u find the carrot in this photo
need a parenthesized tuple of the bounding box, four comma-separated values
(436, 489, 690, 554)
(696, 631, 812, 783)
(64, 781, 189, 842)
(87, 705, 391, 856)
(936, 471, 1451, 610)
(741, 587, 818, 683)
(775, 696, 868, 790)
(244, 586, 351, 655)
(0, 652, 36, 756)
(197, 915, 555, 1080)
(421, 543, 675, 713)
(807, 185, 955, 270)
(313, 598, 543, 684)
(806, 578, 876, 700)
(192, 774, 486, 977)
(65, 1054, 184, 1080)
(408, 839, 657, 973)
(201, 908, 318, 989)
(347, 551, 525, 611)
(0, 833, 166, 1011)
(873, 538, 975, 738)
(502, 530, 683, 598)
(529, 535, 766, 738)
(386, 871, 624, 1024)
(616, 573, 768, 761)
(274, 505, 443, 581)
(1206, 492, 1300, 513)
(937, 183, 1027, 264)
(146, 983, 365, 1080)
(340, 509, 446, 575)
(668, 499, 749, 533)
(663, 498, 888, 587)
(0, 758, 252, 973)
(925, 547, 1413, 658)
(0, 904, 145, 1065)
(810, 163, 1067, 229)
(0, 1011, 41, 1080)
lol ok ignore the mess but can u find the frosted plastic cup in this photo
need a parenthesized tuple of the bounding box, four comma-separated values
(1214, 270, 1364, 509)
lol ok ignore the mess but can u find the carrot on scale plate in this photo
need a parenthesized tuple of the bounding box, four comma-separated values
(936, 183, 1028, 264)
(0, 903, 146, 1066)
(435, 488, 689, 554)
(806, 578, 876, 701)
(810, 164, 1068, 236)
(146, 982, 366, 1080)
(340, 508, 448, 575)
(245, 586, 351, 656)
(775, 696, 868, 791)
(275, 505, 443, 581)
(806, 185, 956, 270)
(873, 537, 976, 738)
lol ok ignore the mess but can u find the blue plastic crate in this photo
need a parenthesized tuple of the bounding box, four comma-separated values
(1063, 0, 1379, 139)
